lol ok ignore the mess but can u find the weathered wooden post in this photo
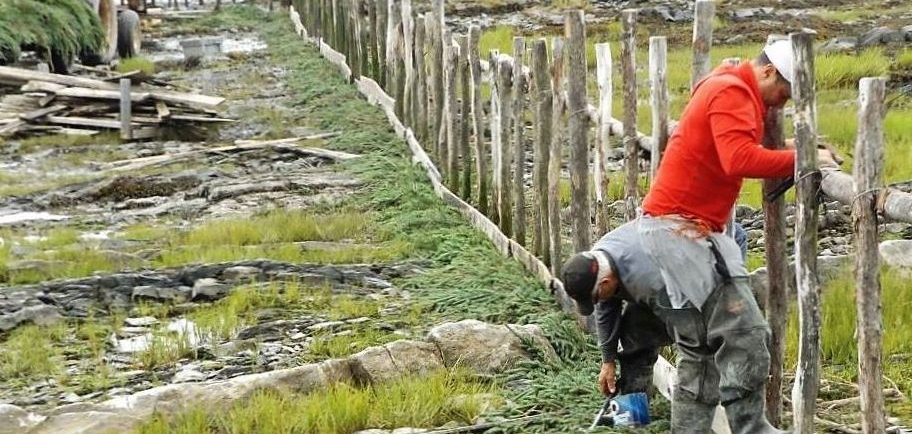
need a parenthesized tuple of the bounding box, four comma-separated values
(401, 0, 414, 126)
(691, 0, 715, 89)
(366, 0, 377, 77)
(414, 17, 428, 142)
(469, 26, 487, 214)
(549, 37, 566, 274)
(621, 9, 638, 223)
(489, 50, 502, 223)
(376, 0, 388, 87)
(445, 37, 460, 191)
(497, 57, 514, 235)
(790, 31, 821, 434)
(423, 14, 436, 149)
(762, 34, 789, 428)
(349, 0, 362, 80)
(648, 36, 668, 184)
(429, 0, 445, 154)
(566, 10, 590, 252)
(119, 78, 132, 141)
(386, 0, 404, 116)
(458, 35, 473, 200)
(594, 43, 612, 235)
(532, 39, 552, 264)
(853, 76, 887, 434)
(512, 37, 527, 245)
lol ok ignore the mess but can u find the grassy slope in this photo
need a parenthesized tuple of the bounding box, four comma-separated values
(131, 6, 653, 433)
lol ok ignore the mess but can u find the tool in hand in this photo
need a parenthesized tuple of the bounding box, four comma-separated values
(764, 140, 844, 202)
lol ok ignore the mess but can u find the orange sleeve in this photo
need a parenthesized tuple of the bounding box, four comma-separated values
(707, 87, 795, 178)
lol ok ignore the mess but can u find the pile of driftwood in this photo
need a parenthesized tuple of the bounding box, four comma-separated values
(0, 65, 229, 139)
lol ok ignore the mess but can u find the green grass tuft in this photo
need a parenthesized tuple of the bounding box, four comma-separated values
(0, 325, 63, 380)
(117, 57, 156, 76)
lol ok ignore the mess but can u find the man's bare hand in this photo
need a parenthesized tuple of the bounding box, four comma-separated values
(598, 362, 617, 396)
(817, 148, 839, 169)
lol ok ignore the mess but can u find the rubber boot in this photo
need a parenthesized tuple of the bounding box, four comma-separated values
(723, 390, 789, 434)
(671, 397, 715, 434)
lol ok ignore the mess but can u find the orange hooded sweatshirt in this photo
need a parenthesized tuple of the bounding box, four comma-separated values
(642, 62, 795, 231)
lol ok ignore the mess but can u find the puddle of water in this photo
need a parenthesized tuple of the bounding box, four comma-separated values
(148, 34, 267, 64)
(0, 211, 68, 225)
(113, 318, 202, 354)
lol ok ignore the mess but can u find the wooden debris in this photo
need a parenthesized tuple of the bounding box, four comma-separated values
(0, 65, 229, 140)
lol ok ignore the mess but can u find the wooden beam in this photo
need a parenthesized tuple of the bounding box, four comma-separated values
(621, 9, 638, 223)
(511, 36, 527, 245)
(57, 87, 151, 103)
(531, 39, 552, 265)
(18, 105, 67, 121)
(648, 36, 669, 184)
(549, 37, 566, 275)
(691, 0, 715, 89)
(46, 116, 122, 129)
(595, 42, 612, 235)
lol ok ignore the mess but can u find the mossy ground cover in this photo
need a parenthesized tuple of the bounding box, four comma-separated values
(0, 0, 104, 64)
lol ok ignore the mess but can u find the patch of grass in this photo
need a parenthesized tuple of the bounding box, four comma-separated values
(816, 49, 891, 89)
(164, 4, 269, 35)
(328, 295, 380, 320)
(180, 209, 370, 246)
(785, 268, 912, 397)
(16, 131, 119, 152)
(135, 328, 196, 370)
(121, 223, 171, 242)
(137, 369, 497, 434)
(117, 56, 155, 76)
(304, 327, 400, 361)
(0, 325, 63, 380)
(746, 251, 765, 272)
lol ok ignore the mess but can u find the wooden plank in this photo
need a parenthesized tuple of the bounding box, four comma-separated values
(531, 39, 552, 265)
(21, 81, 67, 93)
(648, 36, 669, 183)
(853, 76, 887, 434)
(46, 116, 122, 129)
(0, 120, 25, 136)
(549, 37, 566, 275)
(566, 10, 590, 252)
(0, 66, 118, 90)
(621, 9, 638, 223)
(19, 105, 67, 121)
(156, 101, 171, 119)
(468, 26, 488, 216)
(512, 36, 527, 245)
(169, 115, 236, 123)
(691, 0, 715, 89)
(55, 128, 99, 136)
(148, 89, 225, 109)
(791, 31, 821, 434)
(595, 42, 612, 235)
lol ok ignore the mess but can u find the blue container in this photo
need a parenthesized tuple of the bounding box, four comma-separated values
(609, 392, 650, 427)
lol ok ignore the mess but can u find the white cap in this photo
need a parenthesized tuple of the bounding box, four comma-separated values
(763, 39, 794, 84)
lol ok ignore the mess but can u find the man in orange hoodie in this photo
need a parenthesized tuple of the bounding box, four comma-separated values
(637, 40, 837, 433)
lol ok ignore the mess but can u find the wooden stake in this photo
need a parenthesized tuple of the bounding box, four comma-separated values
(692, 0, 715, 90)
(531, 39, 552, 265)
(119, 78, 132, 141)
(429, 0, 445, 155)
(621, 9, 638, 223)
(791, 31, 821, 434)
(401, 0, 414, 125)
(762, 34, 789, 429)
(566, 10, 590, 252)
(414, 15, 428, 142)
(497, 57, 514, 236)
(469, 26, 488, 215)
(549, 37, 566, 275)
(386, 0, 404, 116)
(648, 36, 668, 184)
(853, 76, 887, 434)
(595, 43, 612, 235)
(459, 34, 473, 200)
(445, 37, 460, 192)
(376, 0, 388, 87)
(489, 50, 502, 223)
(512, 37, 527, 245)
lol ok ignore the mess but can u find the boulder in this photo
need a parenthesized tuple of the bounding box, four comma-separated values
(0, 404, 43, 434)
(880, 240, 912, 270)
(427, 320, 557, 374)
(819, 37, 858, 53)
(349, 339, 444, 384)
(29, 411, 141, 434)
(221, 265, 261, 282)
(0, 305, 63, 332)
(860, 27, 905, 47)
(131, 285, 187, 303)
(191, 278, 229, 301)
(904, 25, 912, 42)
